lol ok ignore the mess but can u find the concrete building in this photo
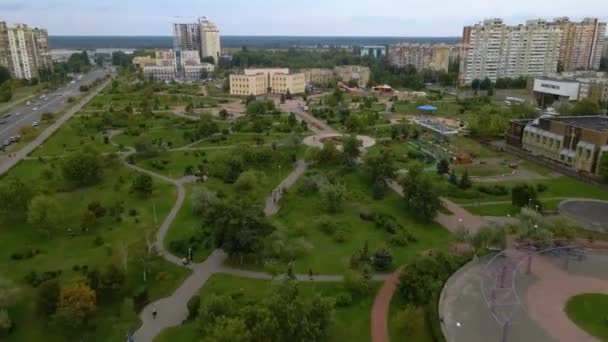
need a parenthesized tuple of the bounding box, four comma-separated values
(603, 39, 608, 59)
(552, 17, 606, 71)
(507, 116, 608, 175)
(459, 19, 562, 85)
(142, 49, 214, 82)
(230, 68, 305, 96)
(533, 75, 608, 104)
(132, 56, 156, 68)
(360, 46, 386, 58)
(173, 23, 201, 55)
(200, 18, 221, 63)
(333, 65, 370, 86)
(388, 43, 450, 72)
(302, 68, 336, 85)
(173, 17, 221, 64)
(0, 22, 52, 80)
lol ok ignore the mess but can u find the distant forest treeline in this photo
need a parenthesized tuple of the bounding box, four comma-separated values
(49, 35, 460, 50)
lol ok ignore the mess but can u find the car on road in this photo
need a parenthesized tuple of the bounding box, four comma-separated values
(32, 107, 38, 111)
(26, 101, 31, 106)
(15, 112, 20, 116)
(3, 140, 10, 147)
(32, 121, 39, 127)
(0, 120, 6, 125)
(2, 114, 10, 119)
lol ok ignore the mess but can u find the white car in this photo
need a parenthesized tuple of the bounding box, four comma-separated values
(15, 112, 21, 116)
(32, 121, 39, 127)
(26, 101, 31, 106)
(32, 107, 38, 111)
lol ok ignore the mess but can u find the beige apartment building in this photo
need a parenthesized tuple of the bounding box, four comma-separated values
(0, 22, 52, 80)
(200, 18, 221, 63)
(230, 68, 305, 96)
(302, 68, 336, 85)
(388, 43, 451, 72)
(508, 116, 608, 175)
(132, 56, 155, 68)
(333, 65, 370, 86)
(459, 19, 562, 85)
(552, 17, 606, 71)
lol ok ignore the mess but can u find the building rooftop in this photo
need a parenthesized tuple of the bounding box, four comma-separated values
(548, 116, 608, 132)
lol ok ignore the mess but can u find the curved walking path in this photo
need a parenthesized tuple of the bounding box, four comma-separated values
(371, 267, 403, 342)
(526, 255, 608, 342)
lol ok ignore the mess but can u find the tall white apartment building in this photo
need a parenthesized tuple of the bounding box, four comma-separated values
(459, 19, 562, 85)
(0, 22, 52, 80)
(551, 17, 606, 71)
(200, 18, 221, 64)
(172, 17, 221, 64)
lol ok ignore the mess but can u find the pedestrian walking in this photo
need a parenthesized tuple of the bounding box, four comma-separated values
(152, 306, 158, 319)
(309, 268, 314, 281)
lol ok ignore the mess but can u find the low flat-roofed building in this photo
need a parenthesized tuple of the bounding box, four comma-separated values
(133, 56, 155, 68)
(360, 45, 386, 58)
(143, 65, 176, 82)
(507, 115, 608, 175)
(334, 65, 370, 86)
(533, 78, 581, 101)
(183, 63, 215, 82)
(230, 68, 305, 95)
(302, 68, 335, 85)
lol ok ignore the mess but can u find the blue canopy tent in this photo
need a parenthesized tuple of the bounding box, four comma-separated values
(417, 105, 438, 114)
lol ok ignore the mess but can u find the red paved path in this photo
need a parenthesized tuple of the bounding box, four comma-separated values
(371, 267, 402, 342)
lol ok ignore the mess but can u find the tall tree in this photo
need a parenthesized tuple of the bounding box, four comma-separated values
(342, 135, 362, 168)
(62, 150, 102, 187)
(27, 195, 63, 230)
(53, 282, 97, 328)
(400, 165, 442, 222)
(599, 153, 608, 181)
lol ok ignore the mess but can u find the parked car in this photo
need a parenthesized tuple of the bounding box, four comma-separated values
(32, 107, 38, 111)
(26, 101, 31, 106)
(32, 121, 39, 127)
(15, 112, 21, 116)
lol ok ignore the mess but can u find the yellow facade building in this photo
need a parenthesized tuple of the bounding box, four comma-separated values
(230, 68, 305, 96)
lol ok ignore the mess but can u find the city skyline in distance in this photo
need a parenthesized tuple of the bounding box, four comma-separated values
(1, 0, 607, 37)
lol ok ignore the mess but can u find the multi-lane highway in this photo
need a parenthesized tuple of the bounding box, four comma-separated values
(0, 68, 109, 149)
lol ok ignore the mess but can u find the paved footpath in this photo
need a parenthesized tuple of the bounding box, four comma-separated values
(0, 77, 113, 176)
(264, 159, 308, 215)
(371, 267, 403, 342)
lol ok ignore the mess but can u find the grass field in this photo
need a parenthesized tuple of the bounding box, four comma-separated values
(565, 293, 608, 341)
(155, 274, 381, 342)
(248, 166, 455, 274)
(0, 159, 190, 342)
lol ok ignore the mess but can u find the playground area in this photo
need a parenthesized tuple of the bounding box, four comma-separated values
(559, 200, 608, 233)
(440, 247, 608, 342)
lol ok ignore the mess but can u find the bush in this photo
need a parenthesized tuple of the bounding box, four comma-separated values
(372, 248, 393, 271)
(187, 295, 201, 320)
(395, 305, 425, 337)
(342, 270, 370, 297)
(0, 309, 12, 335)
(536, 183, 548, 193)
(37, 280, 60, 317)
(335, 292, 353, 307)
(477, 185, 509, 196)
(316, 216, 337, 235)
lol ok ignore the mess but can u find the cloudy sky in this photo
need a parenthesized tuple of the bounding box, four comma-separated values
(1, 0, 607, 36)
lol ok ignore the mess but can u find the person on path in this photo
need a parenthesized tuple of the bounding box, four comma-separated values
(152, 306, 158, 319)
(309, 268, 314, 281)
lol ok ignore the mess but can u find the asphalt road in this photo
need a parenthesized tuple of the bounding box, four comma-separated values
(0, 68, 109, 147)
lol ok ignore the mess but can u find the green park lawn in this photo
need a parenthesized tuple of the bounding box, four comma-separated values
(31, 115, 122, 157)
(452, 162, 513, 178)
(250, 165, 455, 274)
(0, 159, 190, 342)
(565, 293, 608, 341)
(155, 274, 381, 342)
(192, 132, 299, 148)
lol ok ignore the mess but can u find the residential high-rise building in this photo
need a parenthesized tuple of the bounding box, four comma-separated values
(360, 46, 387, 59)
(172, 23, 202, 54)
(0, 21, 52, 80)
(388, 43, 451, 72)
(200, 18, 221, 64)
(172, 18, 221, 64)
(142, 49, 214, 82)
(459, 19, 562, 85)
(552, 17, 606, 71)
